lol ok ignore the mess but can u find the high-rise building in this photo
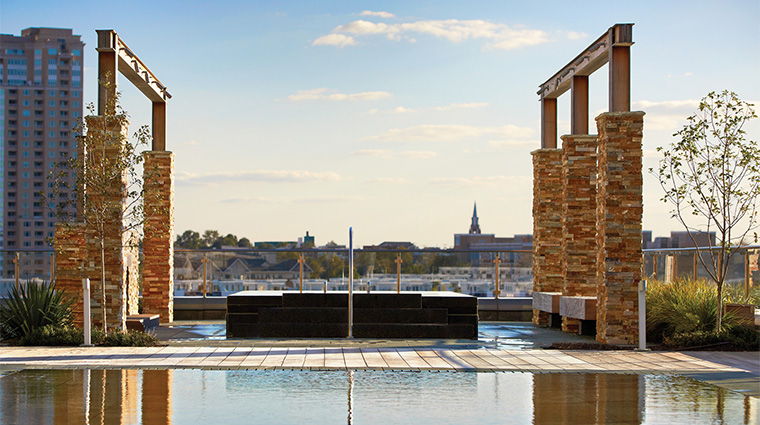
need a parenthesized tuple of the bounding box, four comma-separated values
(0, 28, 84, 279)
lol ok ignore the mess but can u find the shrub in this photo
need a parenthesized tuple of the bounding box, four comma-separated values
(663, 326, 759, 351)
(0, 281, 73, 339)
(15, 324, 157, 347)
(101, 329, 158, 347)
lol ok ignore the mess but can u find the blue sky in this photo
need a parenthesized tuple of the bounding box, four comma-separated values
(3, 0, 759, 247)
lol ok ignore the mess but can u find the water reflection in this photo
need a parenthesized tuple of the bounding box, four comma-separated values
(0, 369, 755, 424)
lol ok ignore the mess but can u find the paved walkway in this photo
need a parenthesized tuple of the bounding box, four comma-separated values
(1, 322, 758, 397)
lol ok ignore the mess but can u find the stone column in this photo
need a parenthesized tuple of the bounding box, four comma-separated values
(561, 134, 598, 333)
(532, 148, 564, 326)
(53, 223, 87, 326)
(595, 111, 645, 344)
(142, 151, 175, 322)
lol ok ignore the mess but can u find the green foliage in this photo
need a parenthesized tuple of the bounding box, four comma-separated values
(15, 324, 158, 347)
(645, 278, 759, 349)
(0, 281, 73, 339)
(651, 90, 759, 331)
(101, 328, 158, 347)
(662, 326, 759, 351)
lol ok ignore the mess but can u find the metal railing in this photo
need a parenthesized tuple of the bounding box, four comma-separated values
(173, 248, 534, 299)
(643, 245, 760, 298)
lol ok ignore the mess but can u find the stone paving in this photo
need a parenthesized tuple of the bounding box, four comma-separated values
(0, 321, 757, 397)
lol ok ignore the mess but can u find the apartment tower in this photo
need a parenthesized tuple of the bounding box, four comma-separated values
(0, 28, 84, 279)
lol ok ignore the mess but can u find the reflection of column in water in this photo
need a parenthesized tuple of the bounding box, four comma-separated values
(532, 373, 642, 424)
(142, 369, 173, 425)
(347, 370, 354, 425)
(84, 369, 91, 425)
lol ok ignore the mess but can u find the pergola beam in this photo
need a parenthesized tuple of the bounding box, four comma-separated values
(96, 29, 171, 151)
(537, 23, 633, 102)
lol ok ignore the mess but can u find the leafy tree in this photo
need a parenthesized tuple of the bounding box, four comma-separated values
(651, 90, 759, 331)
(202, 230, 220, 248)
(212, 233, 239, 249)
(175, 230, 202, 249)
(238, 237, 253, 248)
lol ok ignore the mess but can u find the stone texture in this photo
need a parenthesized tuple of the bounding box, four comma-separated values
(561, 134, 598, 333)
(142, 151, 175, 322)
(595, 112, 645, 345)
(532, 291, 561, 313)
(53, 115, 139, 331)
(531, 148, 563, 326)
(559, 296, 597, 320)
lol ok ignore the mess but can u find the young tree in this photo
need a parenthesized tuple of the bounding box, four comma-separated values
(45, 80, 166, 331)
(652, 90, 759, 331)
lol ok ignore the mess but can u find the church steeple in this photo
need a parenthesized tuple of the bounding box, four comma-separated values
(469, 202, 481, 234)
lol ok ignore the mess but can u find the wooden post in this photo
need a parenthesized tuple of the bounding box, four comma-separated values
(395, 253, 403, 294)
(541, 98, 558, 148)
(571, 76, 589, 134)
(298, 253, 305, 293)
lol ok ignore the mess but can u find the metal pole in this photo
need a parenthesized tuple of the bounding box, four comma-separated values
(14, 252, 19, 291)
(637, 280, 648, 351)
(50, 251, 55, 283)
(652, 254, 658, 280)
(202, 252, 208, 298)
(348, 228, 353, 338)
(693, 251, 698, 280)
(83, 278, 92, 346)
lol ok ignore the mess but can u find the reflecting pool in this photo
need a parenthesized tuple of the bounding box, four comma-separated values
(0, 369, 756, 424)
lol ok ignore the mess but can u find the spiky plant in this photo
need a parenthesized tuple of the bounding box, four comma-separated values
(0, 281, 74, 339)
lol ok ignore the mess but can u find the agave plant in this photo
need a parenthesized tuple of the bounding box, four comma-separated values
(0, 281, 74, 339)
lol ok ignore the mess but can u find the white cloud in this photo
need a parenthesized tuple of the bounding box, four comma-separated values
(316, 18, 583, 50)
(288, 88, 392, 101)
(434, 102, 489, 111)
(312, 33, 357, 47)
(633, 99, 699, 109)
(352, 149, 437, 159)
(488, 139, 537, 147)
(398, 150, 437, 159)
(429, 175, 531, 186)
(364, 177, 409, 184)
(177, 170, 341, 186)
(364, 124, 534, 143)
(359, 11, 395, 18)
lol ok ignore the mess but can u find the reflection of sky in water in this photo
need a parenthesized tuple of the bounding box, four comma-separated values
(0, 369, 756, 424)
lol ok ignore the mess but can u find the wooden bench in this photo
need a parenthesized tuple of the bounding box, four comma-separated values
(560, 296, 596, 335)
(126, 314, 160, 333)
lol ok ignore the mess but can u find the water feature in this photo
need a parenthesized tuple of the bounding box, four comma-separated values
(0, 369, 755, 424)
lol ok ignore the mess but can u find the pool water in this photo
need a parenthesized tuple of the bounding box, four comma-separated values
(0, 369, 755, 424)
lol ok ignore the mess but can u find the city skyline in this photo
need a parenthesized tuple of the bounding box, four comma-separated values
(2, 1, 758, 248)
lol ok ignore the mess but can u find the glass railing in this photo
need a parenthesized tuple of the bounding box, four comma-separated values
(0, 249, 56, 297)
(173, 248, 533, 299)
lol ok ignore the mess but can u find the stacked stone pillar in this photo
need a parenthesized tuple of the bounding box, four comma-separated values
(595, 112, 645, 344)
(560, 135, 598, 333)
(531, 149, 564, 326)
(53, 223, 87, 326)
(53, 115, 139, 331)
(142, 151, 175, 322)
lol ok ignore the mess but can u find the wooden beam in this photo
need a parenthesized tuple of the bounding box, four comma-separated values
(96, 29, 172, 104)
(571, 75, 589, 134)
(152, 102, 166, 151)
(96, 30, 118, 115)
(538, 23, 633, 101)
(541, 98, 557, 149)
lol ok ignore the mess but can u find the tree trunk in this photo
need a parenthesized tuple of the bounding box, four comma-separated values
(715, 249, 725, 332)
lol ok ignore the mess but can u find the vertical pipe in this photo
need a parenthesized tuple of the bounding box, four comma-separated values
(348, 228, 353, 338)
(83, 278, 92, 346)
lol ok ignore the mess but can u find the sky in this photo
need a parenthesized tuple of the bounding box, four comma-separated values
(2, 0, 759, 248)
